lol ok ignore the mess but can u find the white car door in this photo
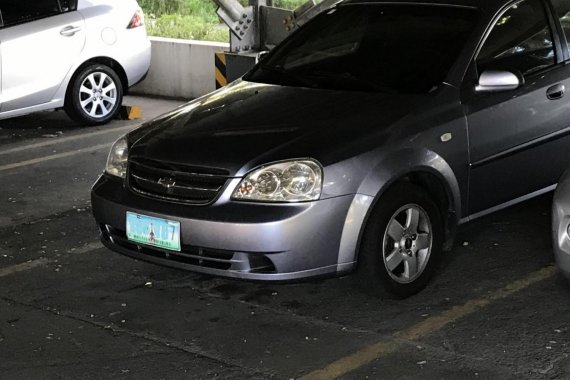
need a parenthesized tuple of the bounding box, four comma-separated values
(0, 0, 85, 113)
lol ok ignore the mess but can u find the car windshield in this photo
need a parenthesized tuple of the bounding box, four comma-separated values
(245, 4, 478, 94)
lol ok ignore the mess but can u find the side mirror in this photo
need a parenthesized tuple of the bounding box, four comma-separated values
(256, 51, 269, 64)
(475, 70, 522, 93)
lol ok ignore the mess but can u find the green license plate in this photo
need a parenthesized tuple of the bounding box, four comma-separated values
(126, 212, 181, 252)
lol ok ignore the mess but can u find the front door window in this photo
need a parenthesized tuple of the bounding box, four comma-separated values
(477, 0, 555, 77)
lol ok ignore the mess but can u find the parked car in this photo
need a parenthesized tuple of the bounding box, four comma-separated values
(93, 0, 570, 298)
(0, 0, 151, 125)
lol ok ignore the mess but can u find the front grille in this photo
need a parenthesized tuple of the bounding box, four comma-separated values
(128, 157, 230, 204)
(101, 225, 276, 273)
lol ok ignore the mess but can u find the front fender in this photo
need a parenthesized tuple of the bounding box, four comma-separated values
(336, 148, 462, 266)
(358, 148, 461, 218)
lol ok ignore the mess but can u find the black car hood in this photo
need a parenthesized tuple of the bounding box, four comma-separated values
(129, 80, 426, 176)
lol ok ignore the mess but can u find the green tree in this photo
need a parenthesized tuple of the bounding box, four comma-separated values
(142, 0, 312, 42)
(139, 0, 188, 17)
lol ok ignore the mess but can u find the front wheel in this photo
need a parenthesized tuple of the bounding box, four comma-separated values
(356, 183, 443, 298)
(65, 64, 123, 126)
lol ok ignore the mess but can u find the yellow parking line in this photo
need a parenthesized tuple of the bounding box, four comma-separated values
(0, 125, 133, 156)
(300, 265, 556, 380)
(0, 143, 111, 172)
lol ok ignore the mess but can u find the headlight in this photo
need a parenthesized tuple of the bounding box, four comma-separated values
(105, 136, 129, 178)
(232, 160, 323, 202)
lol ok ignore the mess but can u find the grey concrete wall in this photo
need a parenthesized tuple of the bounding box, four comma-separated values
(131, 37, 230, 99)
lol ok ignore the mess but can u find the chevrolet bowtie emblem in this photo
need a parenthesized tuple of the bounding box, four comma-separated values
(157, 177, 176, 189)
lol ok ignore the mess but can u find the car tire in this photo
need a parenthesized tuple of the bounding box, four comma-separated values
(356, 183, 443, 299)
(65, 64, 123, 126)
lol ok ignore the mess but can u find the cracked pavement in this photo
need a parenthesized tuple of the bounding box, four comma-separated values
(1, 97, 570, 379)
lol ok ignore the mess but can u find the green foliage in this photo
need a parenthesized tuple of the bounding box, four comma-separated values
(184, 0, 220, 22)
(138, 0, 187, 17)
(142, 0, 312, 42)
(147, 14, 228, 41)
(274, 0, 308, 9)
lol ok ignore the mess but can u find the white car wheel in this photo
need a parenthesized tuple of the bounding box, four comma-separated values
(66, 64, 123, 126)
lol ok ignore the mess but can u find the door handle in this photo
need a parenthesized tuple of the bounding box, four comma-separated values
(547, 83, 565, 100)
(60, 25, 82, 37)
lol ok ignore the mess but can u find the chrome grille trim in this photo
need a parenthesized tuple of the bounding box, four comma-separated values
(128, 157, 230, 204)
(131, 160, 228, 180)
(130, 173, 221, 193)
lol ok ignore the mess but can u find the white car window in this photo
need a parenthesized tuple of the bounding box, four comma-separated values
(1, 0, 61, 28)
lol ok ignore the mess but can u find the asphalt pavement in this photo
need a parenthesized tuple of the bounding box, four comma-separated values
(0, 96, 569, 380)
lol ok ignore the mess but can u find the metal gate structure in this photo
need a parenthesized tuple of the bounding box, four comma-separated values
(212, 0, 342, 88)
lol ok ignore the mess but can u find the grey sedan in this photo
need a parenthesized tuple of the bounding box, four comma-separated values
(92, 0, 570, 298)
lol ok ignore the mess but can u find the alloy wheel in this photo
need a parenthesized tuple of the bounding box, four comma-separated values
(78, 72, 118, 119)
(382, 204, 433, 284)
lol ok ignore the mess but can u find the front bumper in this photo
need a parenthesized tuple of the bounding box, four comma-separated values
(91, 175, 363, 281)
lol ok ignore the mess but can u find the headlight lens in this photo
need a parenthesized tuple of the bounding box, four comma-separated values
(233, 160, 322, 202)
(105, 136, 129, 178)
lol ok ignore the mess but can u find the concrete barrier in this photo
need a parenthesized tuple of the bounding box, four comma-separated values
(131, 36, 230, 100)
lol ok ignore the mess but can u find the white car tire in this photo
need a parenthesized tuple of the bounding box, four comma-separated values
(66, 64, 123, 126)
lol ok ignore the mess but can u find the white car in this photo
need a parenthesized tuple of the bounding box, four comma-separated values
(0, 0, 151, 125)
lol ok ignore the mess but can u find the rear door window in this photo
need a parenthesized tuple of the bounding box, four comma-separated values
(0, 0, 62, 28)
